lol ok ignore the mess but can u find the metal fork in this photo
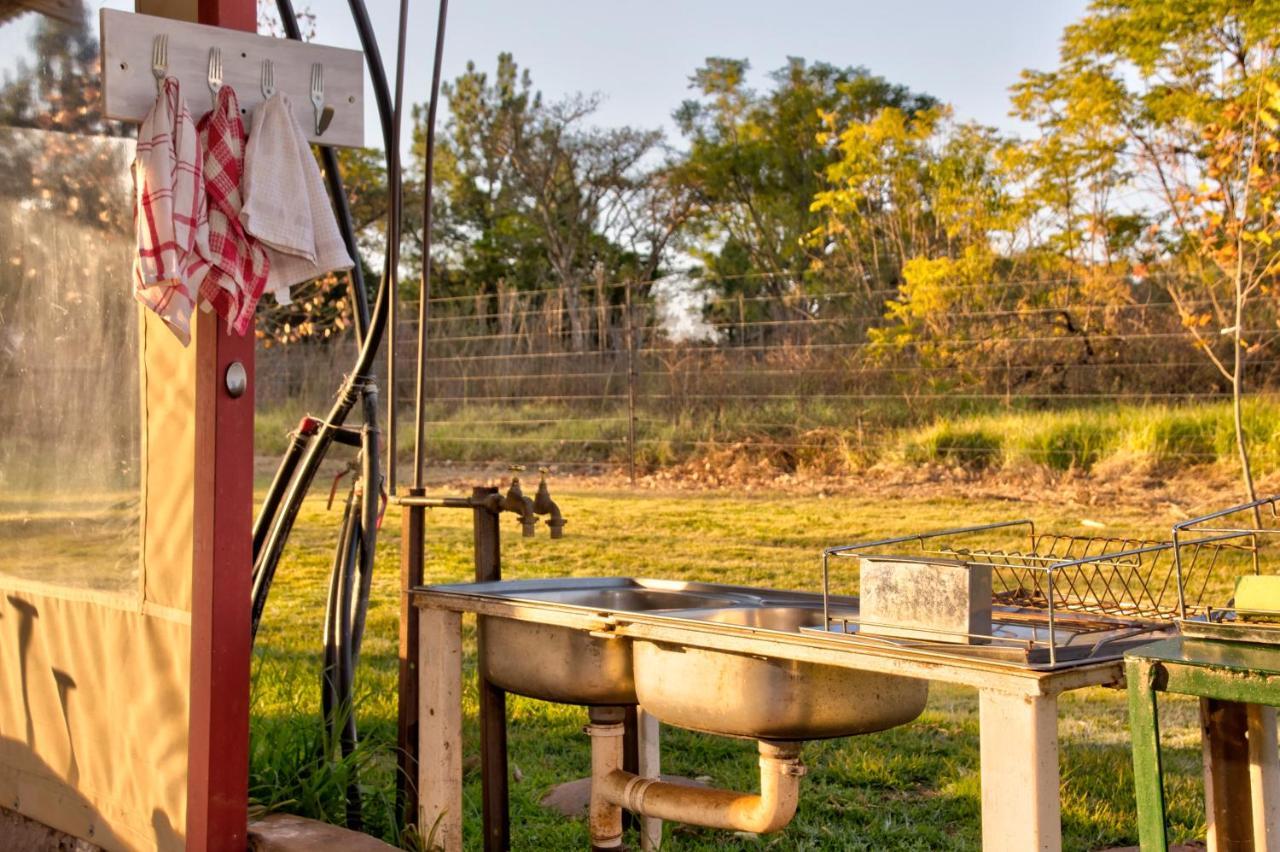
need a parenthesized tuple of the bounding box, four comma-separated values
(151, 34, 168, 94)
(261, 59, 276, 100)
(207, 47, 223, 108)
(310, 63, 325, 135)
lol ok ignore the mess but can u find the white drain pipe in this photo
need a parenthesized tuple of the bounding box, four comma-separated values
(586, 708, 805, 848)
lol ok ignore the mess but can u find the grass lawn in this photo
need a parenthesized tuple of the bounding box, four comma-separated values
(250, 483, 1215, 850)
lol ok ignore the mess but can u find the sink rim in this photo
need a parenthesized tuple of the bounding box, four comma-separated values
(421, 576, 861, 618)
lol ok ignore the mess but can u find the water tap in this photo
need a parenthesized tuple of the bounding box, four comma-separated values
(500, 465, 538, 537)
(533, 467, 566, 539)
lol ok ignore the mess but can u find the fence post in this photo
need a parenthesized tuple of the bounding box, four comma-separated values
(625, 279, 637, 486)
(738, 292, 746, 347)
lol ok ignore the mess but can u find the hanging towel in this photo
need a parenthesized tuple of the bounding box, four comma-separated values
(132, 76, 211, 345)
(189, 85, 270, 336)
(240, 92, 353, 306)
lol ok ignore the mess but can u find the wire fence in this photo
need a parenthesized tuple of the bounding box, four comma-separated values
(255, 275, 1280, 478)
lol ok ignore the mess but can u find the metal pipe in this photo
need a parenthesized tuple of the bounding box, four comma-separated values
(396, 488, 427, 827)
(386, 0, 410, 496)
(349, 388, 381, 668)
(588, 711, 805, 837)
(587, 707, 626, 850)
(472, 486, 510, 850)
(413, 0, 450, 489)
(824, 519, 1036, 558)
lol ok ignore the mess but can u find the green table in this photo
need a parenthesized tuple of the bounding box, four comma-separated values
(1126, 636, 1280, 851)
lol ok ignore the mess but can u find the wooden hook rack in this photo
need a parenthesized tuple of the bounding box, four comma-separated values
(99, 9, 364, 148)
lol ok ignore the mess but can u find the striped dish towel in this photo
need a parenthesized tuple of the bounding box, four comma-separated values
(132, 77, 210, 345)
(189, 85, 270, 336)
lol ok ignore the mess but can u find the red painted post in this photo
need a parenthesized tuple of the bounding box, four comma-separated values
(185, 0, 256, 849)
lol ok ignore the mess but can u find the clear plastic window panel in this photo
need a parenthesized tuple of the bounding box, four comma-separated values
(0, 2, 139, 592)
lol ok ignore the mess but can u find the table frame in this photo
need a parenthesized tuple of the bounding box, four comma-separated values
(415, 590, 1126, 851)
(1127, 636, 1280, 852)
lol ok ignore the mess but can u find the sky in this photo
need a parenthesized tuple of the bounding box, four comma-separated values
(0, 1, 1091, 150)
(302, 0, 1091, 150)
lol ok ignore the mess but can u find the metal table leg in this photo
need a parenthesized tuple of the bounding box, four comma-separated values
(978, 688, 1061, 852)
(637, 708, 662, 851)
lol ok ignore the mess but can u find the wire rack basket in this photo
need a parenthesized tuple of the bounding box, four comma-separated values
(1172, 496, 1280, 642)
(819, 520, 1233, 667)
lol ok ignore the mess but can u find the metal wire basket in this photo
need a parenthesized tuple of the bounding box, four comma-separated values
(819, 520, 1232, 667)
(1172, 496, 1280, 642)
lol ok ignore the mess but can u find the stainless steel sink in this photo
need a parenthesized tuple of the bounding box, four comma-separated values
(632, 605, 929, 740)
(436, 578, 928, 735)
(477, 579, 757, 706)
(480, 616, 637, 705)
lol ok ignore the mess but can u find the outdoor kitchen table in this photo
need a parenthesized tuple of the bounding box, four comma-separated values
(411, 582, 1135, 852)
(1126, 635, 1280, 852)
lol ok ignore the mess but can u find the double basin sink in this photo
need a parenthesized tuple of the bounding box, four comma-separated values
(439, 577, 928, 741)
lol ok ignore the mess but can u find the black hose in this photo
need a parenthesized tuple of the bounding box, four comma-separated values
(349, 389, 381, 668)
(252, 423, 311, 561)
(321, 487, 363, 827)
(252, 0, 402, 641)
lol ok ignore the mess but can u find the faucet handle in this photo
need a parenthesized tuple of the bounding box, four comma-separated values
(509, 464, 526, 473)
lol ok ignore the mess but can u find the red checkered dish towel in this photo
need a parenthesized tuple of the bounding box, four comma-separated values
(132, 77, 211, 345)
(189, 86, 270, 336)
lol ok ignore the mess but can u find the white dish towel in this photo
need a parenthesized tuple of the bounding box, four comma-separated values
(240, 92, 353, 306)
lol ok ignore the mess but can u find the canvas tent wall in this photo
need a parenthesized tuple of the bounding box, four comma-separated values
(0, 0, 254, 849)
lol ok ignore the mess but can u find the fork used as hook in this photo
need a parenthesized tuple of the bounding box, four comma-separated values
(261, 58, 276, 100)
(207, 47, 223, 108)
(150, 34, 168, 94)
(309, 63, 324, 135)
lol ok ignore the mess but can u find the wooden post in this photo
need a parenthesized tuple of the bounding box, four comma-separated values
(140, 0, 256, 848)
(1247, 704, 1280, 852)
(398, 490, 427, 828)
(473, 487, 509, 852)
(978, 688, 1061, 852)
(624, 280, 637, 486)
(1202, 698, 1256, 851)
(420, 608, 463, 850)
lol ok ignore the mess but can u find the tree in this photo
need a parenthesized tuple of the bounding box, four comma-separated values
(1016, 0, 1280, 500)
(408, 54, 667, 351)
(673, 57, 937, 332)
(810, 106, 1016, 297)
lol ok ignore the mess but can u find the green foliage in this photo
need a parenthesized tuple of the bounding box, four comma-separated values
(903, 422, 1004, 470)
(673, 57, 937, 323)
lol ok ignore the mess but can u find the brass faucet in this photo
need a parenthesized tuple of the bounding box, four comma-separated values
(533, 467, 566, 539)
(499, 466, 538, 537)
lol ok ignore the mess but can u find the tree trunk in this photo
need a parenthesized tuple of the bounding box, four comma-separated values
(1232, 293, 1257, 506)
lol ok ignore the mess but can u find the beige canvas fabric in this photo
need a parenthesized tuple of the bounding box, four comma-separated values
(0, 308, 198, 851)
